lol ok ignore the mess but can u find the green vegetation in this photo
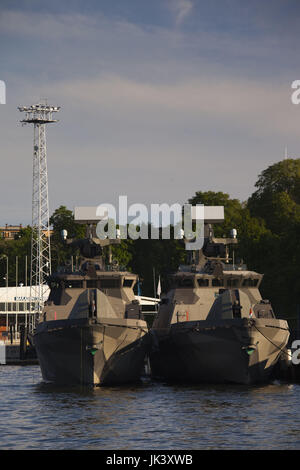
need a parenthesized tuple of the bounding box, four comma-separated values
(0, 159, 299, 321)
(49, 205, 86, 270)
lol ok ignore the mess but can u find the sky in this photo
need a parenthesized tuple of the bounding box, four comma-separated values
(0, 0, 300, 225)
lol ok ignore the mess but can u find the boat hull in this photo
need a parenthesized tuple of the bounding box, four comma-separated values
(34, 318, 149, 386)
(149, 318, 289, 385)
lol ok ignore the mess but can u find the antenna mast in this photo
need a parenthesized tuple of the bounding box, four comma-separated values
(18, 102, 60, 327)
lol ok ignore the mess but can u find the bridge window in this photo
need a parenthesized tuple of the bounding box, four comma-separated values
(175, 278, 194, 288)
(197, 279, 209, 287)
(212, 278, 224, 287)
(227, 279, 239, 287)
(242, 278, 258, 287)
(100, 279, 120, 288)
(67, 280, 84, 288)
(86, 280, 98, 288)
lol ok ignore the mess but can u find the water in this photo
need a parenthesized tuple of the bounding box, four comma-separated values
(1, 365, 300, 450)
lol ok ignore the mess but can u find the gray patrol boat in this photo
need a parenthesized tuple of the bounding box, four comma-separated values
(34, 221, 149, 386)
(149, 206, 289, 385)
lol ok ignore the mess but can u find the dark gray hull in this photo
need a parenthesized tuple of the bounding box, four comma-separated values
(149, 318, 289, 385)
(34, 318, 149, 386)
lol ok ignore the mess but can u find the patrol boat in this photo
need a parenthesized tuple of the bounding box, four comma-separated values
(34, 220, 149, 386)
(149, 206, 289, 385)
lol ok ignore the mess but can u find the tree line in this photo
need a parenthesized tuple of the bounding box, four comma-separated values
(0, 158, 299, 322)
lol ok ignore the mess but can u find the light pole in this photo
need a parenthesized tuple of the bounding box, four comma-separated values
(18, 102, 60, 328)
(1, 255, 8, 332)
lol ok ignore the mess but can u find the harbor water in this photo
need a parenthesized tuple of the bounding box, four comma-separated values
(1, 365, 300, 450)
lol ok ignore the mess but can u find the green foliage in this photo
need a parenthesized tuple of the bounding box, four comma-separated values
(248, 159, 300, 232)
(246, 159, 300, 317)
(50, 205, 86, 239)
(110, 239, 134, 269)
(188, 191, 244, 238)
(50, 205, 86, 270)
(127, 228, 185, 296)
(250, 158, 300, 200)
(0, 226, 32, 286)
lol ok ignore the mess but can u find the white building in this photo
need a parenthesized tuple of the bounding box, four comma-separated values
(0, 285, 49, 341)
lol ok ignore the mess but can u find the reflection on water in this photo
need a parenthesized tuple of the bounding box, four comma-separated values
(0, 366, 300, 449)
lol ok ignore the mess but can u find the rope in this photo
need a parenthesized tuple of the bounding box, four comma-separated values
(252, 322, 291, 359)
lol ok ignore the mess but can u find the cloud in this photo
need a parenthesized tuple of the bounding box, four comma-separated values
(0, 9, 100, 39)
(0, 7, 296, 85)
(31, 74, 297, 139)
(167, 0, 194, 25)
(0, 4, 299, 224)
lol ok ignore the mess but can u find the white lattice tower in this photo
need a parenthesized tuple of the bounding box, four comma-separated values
(18, 103, 60, 322)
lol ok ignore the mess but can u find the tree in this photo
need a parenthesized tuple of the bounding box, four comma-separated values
(188, 191, 244, 238)
(248, 159, 300, 231)
(0, 226, 32, 286)
(50, 205, 85, 238)
(247, 159, 300, 319)
(127, 226, 186, 297)
(109, 239, 134, 270)
(49, 205, 86, 270)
